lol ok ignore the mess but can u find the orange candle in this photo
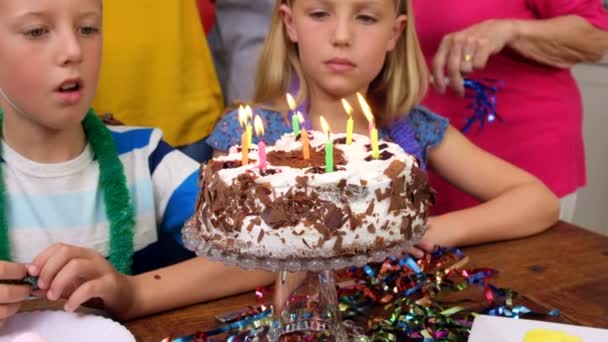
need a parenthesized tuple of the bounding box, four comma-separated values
(298, 112, 310, 160)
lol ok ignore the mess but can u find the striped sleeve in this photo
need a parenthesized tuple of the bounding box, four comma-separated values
(146, 129, 200, 244)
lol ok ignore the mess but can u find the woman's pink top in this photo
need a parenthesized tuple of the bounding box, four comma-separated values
(413, 0, 608, 214)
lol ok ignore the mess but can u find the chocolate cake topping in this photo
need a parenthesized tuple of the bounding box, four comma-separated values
(365, 150, 394, 161)
(267, 147, 346, 169)
(193, 130, 434, 259)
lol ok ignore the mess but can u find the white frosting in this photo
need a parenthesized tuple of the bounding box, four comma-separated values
(198, 131, 429, 259)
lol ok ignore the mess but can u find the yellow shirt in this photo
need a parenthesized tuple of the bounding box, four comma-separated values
(93, 1, 223, 146)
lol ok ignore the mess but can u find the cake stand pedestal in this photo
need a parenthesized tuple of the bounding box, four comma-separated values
(183, 218, 422, 341)
(274, 270, 345, 341)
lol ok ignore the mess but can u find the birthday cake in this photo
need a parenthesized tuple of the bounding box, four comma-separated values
(190, 131, 433, 259)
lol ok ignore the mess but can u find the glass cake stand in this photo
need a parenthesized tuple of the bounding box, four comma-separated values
(183, 217, 424, 341)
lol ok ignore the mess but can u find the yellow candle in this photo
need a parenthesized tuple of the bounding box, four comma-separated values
(342, 98, 354, 145)
(357, 93, 380, 159)
(238, 106, 249, 165)
(241, 132, 249, 165)
(371, 127, 379, 159)
(245, 105, 253, 145)
(298, 112, 310, 160)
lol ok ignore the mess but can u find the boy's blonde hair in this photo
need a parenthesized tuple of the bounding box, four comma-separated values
(253, 0, 429, 128)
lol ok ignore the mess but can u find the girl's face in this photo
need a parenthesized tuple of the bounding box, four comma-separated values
(0, 0, 102, 129)
(282, 0, 406, 100)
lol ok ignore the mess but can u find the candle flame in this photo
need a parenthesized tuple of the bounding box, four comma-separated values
(286, 93, 296, 111)
(320, 116, 330, 134)
(238, 105, 247, 127)
(245, 105, 253, 120)
(341, 98, 353, 116)
(357, 92, 374, 123)
(297, 111, 305, 124)
(254, 115, 265, 136)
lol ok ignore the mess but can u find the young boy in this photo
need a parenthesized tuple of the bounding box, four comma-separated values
(0, 0, 272, 326)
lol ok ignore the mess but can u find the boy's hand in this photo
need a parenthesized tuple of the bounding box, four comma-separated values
(29, 243, 135, 318)
(0, 261, 31, 326)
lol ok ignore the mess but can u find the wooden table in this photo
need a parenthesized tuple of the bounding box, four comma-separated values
(27, 221, 608, 340)
(127, 221, 608, 340)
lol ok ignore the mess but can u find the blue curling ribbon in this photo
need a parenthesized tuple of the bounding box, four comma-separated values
(461, 78, 503, 134)
(400, 256, 421, 273)
(171, 308, 273, 341)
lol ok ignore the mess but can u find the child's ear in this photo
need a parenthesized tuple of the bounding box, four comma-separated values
(387, 14, 408, 51)
(280, 4, 298, 43)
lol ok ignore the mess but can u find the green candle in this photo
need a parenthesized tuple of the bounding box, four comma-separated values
(286, 93, 300, 136)
(291, 112, 300, 136)
(320, 116, 333, 173)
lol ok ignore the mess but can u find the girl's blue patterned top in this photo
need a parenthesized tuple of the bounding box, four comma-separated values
(206, 106, 448, 170)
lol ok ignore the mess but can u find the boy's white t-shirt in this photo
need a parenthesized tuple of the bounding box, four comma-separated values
(0, 126, 200, 267)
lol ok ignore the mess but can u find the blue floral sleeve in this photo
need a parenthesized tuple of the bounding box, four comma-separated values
(406, 106, 449, 162)
(206, 108, 292, 152)
(385, 106, 448, 169)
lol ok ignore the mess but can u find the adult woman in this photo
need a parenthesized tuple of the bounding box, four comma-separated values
(414, 0, 608, 221)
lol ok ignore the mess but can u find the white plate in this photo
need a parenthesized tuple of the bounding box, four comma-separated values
(0, 311, 135, 342)
(469, 315, 608, 342)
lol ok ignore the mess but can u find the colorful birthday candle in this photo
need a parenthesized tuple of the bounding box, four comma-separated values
(341, 98, 354, 145)
(238, 106, 249, 166)
(245, 105, 253, 145)
(320, 116, 333, 173)
(254, 115, 266, 170)
(286, 93, 300, 137)
(298, 112, 310, 160)
(357, 93, 379, 159)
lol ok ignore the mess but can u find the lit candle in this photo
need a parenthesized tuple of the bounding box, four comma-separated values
(238, 106, 249, 166)
(245, 105, 253, 146)
(286, 93, 300, 137)
(298, 112, 310, 160)
(341, 98, 354, 145)
(357, 93, 379, 159)
(254, 115, 267, 170)
(320, 116, 333, 173)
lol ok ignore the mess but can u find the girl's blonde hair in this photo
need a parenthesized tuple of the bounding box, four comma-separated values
(253, 0, 429, 128)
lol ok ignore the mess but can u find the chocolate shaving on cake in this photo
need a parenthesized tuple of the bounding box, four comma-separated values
(384, 160, 406, 178)
(364, 143, 389, 151)
(401, 217, 413, 239)
(333, 137, 353, 145)
(365, 201, 375, 216)
(257, 229, 265, 243)
(374, 236, 386, 249)
(367, 224, 376, 234)
(256, 186, 273, 206)
(333, 235, 343, 254)
(365, 150, 394, 161)
(302, 239, 312, 249)
(295, 176, 309, 188)
(267, 147, 346, 169)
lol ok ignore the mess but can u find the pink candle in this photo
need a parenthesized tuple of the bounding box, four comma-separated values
(258, 140, 267, 170)
(254, 115, 267, 171)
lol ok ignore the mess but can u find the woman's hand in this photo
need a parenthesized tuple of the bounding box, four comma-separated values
(29, 243, 135, 318)
(432, 19, 517, 96)
(0, 261, 31, 327)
